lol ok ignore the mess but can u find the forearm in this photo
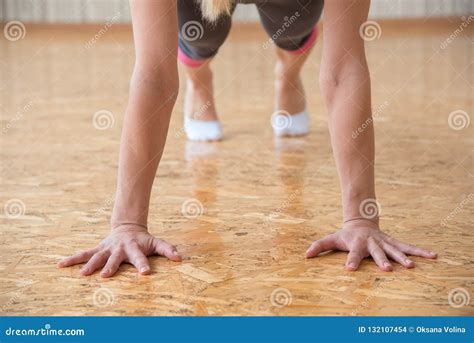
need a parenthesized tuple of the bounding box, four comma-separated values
(111, 69, 178, 229)
(323, 63, 376, 223)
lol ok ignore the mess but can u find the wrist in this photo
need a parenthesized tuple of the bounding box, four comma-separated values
(111, 222, 148, 231)
(343, 217, 379, 229)
(342, 190, 378, 221)
(111, 202, 149, 231)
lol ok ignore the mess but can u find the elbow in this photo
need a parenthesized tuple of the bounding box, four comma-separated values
(319, 57, 370, 108)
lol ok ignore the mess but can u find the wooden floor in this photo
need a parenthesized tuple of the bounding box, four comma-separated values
(0, 20, 473, 316)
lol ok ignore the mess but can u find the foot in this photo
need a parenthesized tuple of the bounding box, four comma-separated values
(273, 61, 309, 137)
(184, 65, 222, 141)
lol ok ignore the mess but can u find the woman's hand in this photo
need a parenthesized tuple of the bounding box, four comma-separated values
(58, 225, 182, 278)
(305, 219, 437, 271)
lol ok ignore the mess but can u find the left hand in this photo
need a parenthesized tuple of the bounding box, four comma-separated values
(305, 219, 437, 271)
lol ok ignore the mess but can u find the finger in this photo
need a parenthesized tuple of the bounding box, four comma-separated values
(58, 248, 98, 268)
(388, 238, 437, 259)
(80, 251, 110, 276)
(101, 252, 125, 278)
(305, 234, 337, 258)
(153, 238, 182, 262)
(126, 245, 151, 274)
(345, 239, 366, 271)
(382, 242, 414, 268)
(367, 238, 392, 271)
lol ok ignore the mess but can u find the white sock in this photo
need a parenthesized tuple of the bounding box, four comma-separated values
(272, 109, 310, 137)
(184, 116, 223, 142)
(184, 117, 223, 141)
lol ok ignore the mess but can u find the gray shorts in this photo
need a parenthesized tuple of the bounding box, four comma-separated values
(178, 0, 324, 66)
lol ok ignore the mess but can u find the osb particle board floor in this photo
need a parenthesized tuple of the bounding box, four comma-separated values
(0, 20, 472, 316)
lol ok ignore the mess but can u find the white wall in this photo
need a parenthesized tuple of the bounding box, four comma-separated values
(1, 0, 473, 23)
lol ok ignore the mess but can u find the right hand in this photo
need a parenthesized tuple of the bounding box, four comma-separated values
(57, 225, 182, 278)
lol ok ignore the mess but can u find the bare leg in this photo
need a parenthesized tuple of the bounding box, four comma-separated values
(184, 61, 218, 121)
(274, 47, 312, 115)
(272, 46, 314, 137)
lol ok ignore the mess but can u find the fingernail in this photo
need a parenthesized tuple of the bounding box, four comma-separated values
(102, 268, 110, 275)
(173, 251, 179, 255)
(140, 267, 149, 273)
(348, 263, 356, 269)
(384, 262, 392, 268)
(405, 259, 413, 265)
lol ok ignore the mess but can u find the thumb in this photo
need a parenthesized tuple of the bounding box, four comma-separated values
(153, 238, 182, 262)
(305, 234, 337, 258)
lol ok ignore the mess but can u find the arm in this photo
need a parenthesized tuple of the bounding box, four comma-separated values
(305, 0, 437, 271)
(59, 0, 182, 277)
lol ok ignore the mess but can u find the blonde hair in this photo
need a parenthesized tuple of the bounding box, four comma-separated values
(201, 0, 233, 22)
